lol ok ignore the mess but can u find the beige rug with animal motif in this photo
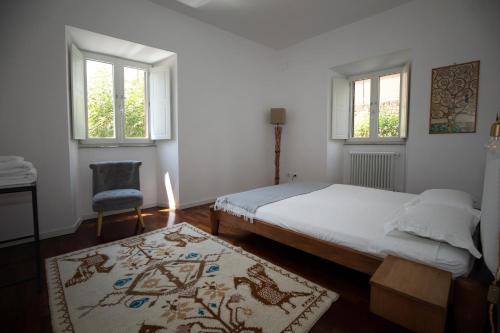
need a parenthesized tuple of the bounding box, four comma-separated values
(46, 222, 338, 333)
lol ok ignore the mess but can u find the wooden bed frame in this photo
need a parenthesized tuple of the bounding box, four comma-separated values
(209, 206, 382, 275)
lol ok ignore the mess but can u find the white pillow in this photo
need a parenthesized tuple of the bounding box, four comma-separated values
(385, 203, 481, 258)
(413, 189, 475, 212)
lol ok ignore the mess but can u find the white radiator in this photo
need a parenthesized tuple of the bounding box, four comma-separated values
(349, 152, 399, 191)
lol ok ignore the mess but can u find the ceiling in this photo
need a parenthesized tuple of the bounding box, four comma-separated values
(149, 0, 412, 49)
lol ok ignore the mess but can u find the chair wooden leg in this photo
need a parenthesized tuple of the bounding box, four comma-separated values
(97, 212, 103, 237)
(136, 207, 145, 229)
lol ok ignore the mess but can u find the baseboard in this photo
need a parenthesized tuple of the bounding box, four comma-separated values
(178, 198, 215, 210)
(0, 217, 84, 248)
(41, 217, 84, 239)
(0, 202, 160, 247)
(0, 200, 213, 247)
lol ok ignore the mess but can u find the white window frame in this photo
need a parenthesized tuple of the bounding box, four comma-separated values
(80, 51, 152, 146)
(347, 66, 406, 144)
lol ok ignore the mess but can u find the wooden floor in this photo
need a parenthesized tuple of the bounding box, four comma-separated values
(1, 205, 437, 332)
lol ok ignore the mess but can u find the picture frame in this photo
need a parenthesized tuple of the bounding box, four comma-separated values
(429, 61, 480, 134)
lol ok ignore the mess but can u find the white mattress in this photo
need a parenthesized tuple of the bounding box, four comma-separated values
(249, 184, 473, 277)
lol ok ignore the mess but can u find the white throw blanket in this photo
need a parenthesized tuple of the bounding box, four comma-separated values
(214, 182, 331, 222)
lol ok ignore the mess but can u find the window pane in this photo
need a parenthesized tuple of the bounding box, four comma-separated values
(86, 60, 115, 138)
(124, 67, 146, 138)
(353, 79, 371, 138)
(378, 73, 401, 137)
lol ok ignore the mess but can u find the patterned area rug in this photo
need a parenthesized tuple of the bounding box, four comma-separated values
(46, 223, 338, 333)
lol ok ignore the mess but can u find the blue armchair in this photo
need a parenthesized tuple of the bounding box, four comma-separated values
(89, 161, 145, 237)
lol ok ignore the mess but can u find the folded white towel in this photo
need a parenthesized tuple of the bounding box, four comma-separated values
(0, 156, 24, 163)
(0, 169, 37, 187)
(0, 161, 34, 176)
(0, 159, 29, 170)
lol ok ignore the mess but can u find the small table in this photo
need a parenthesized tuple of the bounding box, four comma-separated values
(0, 181, 40, 290)
(370, 255, 451, 333)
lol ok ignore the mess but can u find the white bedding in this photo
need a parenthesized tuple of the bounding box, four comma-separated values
(235, 184, 472, 277)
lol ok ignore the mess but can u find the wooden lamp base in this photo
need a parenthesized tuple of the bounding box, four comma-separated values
(274, 125, 282, 185)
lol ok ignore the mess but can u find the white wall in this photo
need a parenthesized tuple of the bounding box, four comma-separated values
(67, 34, 81, 236)
(0, 1, 77, 240)
(0, 0, 279, 238)
(277, 0, 500, 203)
(155, 55, 180, 208)
(176, 38, 279, 207)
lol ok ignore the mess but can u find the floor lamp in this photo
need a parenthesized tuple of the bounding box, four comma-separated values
(270, 108, 286, 185)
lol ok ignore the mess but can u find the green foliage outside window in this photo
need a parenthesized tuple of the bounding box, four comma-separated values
(353, 103, 400, 138)
(378, 113, 400, 137)
(87, 64, 114, 138)
(124, 69, 146, 138)
(378, 101, 400, 137)
(353, 111, 370, 138)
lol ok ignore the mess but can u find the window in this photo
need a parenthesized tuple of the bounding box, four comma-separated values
(70, 44, 173, 145)
(83, 53, 149, 144)
(348, 66, 409, 142)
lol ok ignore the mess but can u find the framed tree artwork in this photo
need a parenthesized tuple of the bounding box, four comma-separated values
(429, 60, 480, 134)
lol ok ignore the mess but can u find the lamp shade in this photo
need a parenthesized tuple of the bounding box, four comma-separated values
(270, 108, 286, 125)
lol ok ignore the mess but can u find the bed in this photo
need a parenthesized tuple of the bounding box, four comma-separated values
(210, 156, 499, 329)
(210, 184, 473, 278)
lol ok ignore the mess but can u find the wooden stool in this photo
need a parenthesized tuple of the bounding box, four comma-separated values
(370, 255, 451, 333)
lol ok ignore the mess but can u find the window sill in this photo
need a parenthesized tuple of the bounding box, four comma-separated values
(78, 142, 156, 148)
(344, 140, 406, 146)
